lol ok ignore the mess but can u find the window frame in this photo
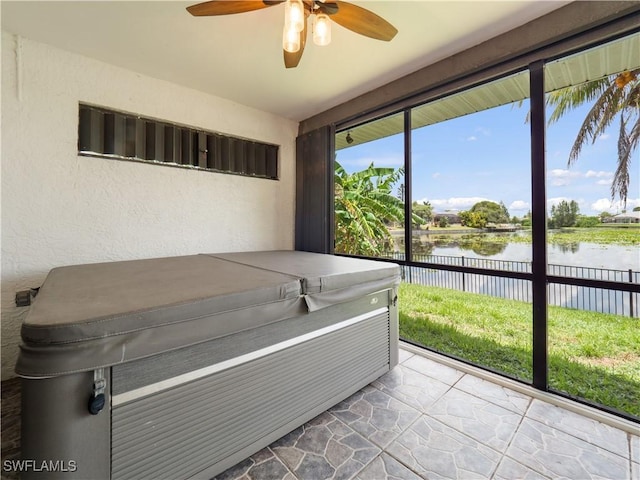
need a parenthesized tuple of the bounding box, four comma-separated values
(331, 27, 640, 422)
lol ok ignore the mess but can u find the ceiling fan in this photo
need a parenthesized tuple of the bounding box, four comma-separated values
(186, 0, 398, 68)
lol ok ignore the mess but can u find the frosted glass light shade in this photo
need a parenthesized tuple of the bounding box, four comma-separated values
(283, 26, 300, 53)
(313, 13, 331, 46)
(284, 0, 305, 33)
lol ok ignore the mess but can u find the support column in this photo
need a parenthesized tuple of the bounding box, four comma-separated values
(530, 61, 548, 391)
(295, 126, 334, 253)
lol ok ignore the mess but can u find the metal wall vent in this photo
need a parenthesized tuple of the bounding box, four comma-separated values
(78, 104, 279, 180)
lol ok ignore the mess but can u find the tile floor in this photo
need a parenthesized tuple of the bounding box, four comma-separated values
(214, 348, 639, 480)
(2, 347, 639, 480)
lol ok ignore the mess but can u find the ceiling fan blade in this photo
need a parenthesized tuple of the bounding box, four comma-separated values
(330, 1, 397, 41)
(187, 1, 276, 16)
(316, 1, 339, 15)
(284, 16, 308, 68)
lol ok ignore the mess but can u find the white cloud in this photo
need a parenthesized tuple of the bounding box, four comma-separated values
(427, 196, 491, 211)
(597, 133, 611, 141)
(509, 200, 530, 211)
(628, 199, 640, 210)
(585, 170, 612, 178)
(549, 168, 582, 186)
(432, 173, 441, 179)
(467, 136, 477, 141)
(591, 198, 617, 213)
(592, 197, 640, 213)
(549, 169, 581, 178)
(547, 169, 618, 189)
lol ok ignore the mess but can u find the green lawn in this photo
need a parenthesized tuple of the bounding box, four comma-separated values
(399, 282, 640, 418)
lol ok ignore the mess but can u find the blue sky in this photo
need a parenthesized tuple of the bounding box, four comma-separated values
(337, 100, 639, 217)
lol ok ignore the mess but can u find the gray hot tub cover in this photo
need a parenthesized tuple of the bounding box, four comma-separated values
(17, 251, 400, 377)
(209, 250, 400, 311)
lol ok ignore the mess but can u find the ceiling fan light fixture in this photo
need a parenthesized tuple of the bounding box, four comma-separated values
(313, 13, 331, 46)
(283, 25, 301, 53)
(284, 0, 305, 33)
(187, 0, 398, 68)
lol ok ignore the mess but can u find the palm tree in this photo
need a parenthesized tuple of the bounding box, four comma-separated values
(546, 68, 639, 205)
(334, 160, 416, 256)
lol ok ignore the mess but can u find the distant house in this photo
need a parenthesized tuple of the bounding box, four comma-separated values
(433, 212, 461, 224)
(611, 211, 640, 223)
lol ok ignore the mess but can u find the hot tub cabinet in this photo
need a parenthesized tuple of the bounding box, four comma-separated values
(17, 251, 400, 480)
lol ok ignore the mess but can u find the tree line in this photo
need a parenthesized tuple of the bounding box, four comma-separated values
(414, 198, 639, 229)
(412, 200, 511, 229)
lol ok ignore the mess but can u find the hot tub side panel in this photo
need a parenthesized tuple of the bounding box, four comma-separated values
(110, 302, 394, 480)
(20, 370, 111, 480)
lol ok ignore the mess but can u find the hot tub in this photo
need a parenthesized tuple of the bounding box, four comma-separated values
(17, 251, 400, 479)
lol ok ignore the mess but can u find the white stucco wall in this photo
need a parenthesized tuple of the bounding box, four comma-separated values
(1, 33, 298, 379)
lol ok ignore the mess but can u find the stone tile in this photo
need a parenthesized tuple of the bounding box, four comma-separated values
(355, 453, 422, 480)
(454, 374, 531, 415)
(427, 388, 522, 453)
(493, 457, 550, 480)
(632, 434, 640, 464)
(507, 418, 629, 480)
(372, 365, 450, 413)
(214, 448, 296, 480)
(526, 399, 629, 458)
(402, 355, 464, 386)
(386, 415, 501, 479)
(398, 348, 414, 364)
(270, 412, 380, 480)
(330, 385, 420, 448)
(632, 462, 639, 480)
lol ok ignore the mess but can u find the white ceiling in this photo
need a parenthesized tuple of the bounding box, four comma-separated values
(1, 1, 571, 122)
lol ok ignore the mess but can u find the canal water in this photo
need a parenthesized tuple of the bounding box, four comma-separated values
(427, 242, 639, 271)
(394, 232, 639, 316)
(406, 231, 639, 271)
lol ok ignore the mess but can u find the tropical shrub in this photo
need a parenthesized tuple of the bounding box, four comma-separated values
(334, 160, 421, 256)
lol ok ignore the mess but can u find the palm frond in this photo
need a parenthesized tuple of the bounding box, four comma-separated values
(626, 117, 640, 157)
(611, 113, 634, 205)
(568, 82, 625, 165)
(547, 77, 611, 125)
